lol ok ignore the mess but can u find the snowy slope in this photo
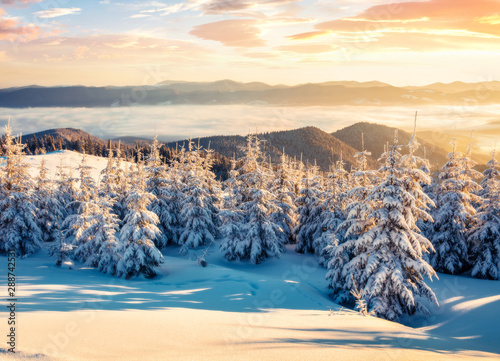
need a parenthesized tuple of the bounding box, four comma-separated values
(1, 246, 500, 360)
(1, 151, 499, 360)
(21, 150, 132, 182)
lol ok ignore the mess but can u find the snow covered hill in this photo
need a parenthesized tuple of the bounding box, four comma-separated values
(1, 151, 499, 360)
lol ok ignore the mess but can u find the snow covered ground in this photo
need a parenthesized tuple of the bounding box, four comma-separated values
(22, 150, 133, 182)
(1, 245, 500, 360)
(1, 150, 500, 360)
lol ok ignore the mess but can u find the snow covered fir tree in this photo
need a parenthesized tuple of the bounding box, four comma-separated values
(429, 138, 482, 274)
(326, 131, 438, 320)
(1, 120, 499, 322)
(0, 122, 42, 256)
(178, 139, 220, 254)
(294, 163, 325, 255)
(220, 134, 285, 263)
(116, 152, 164, 279)
(468, 150, 500, 280)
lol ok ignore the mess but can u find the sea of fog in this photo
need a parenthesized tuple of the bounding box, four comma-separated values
(1, 104, 498, 151)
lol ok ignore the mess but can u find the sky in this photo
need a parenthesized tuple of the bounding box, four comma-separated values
(1, 0, 500, 87)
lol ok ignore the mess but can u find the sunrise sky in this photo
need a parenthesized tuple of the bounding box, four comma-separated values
(1, 0, 500, 87)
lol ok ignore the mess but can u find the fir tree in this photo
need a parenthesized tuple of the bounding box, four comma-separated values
(220, 134, 285, 263)
(48, 216, 74, 267)
(201, 146, 222, 235)
(399, 124, 435, 244)
(56, 157, 79, 217)
(80, 195, 121, 275)
(99, 145, 118, 199)
(468, 150, 500, 280)
(116, 153, 163, 279)
(113, 143, 130, 222)
(327, 131, 438, 321)
(239, 179, 285, 264)
(269, 152, 296, 244)
(294, 163, 325, 255)
(0, 122, 42, 256)
(178, 140, 219, 254)
(324, 138, 377, 302)
(35, 158, 63, 243)
(146, 135, 170, 249)
(162, 153, 185, 245)
(318, 154, 350, 265)
(65, 154, 98, 263)
(430, 138, 482, 274)
(219, 163, 245, 261)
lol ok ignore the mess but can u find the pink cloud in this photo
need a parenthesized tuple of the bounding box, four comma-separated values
(0, 0, 44, 7)
(190, 19, 266, 47)
(0, 9, 40, 41)
(5, 33, 213, 64)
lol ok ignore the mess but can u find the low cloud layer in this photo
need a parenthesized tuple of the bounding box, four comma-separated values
(1, 105, 497, 158)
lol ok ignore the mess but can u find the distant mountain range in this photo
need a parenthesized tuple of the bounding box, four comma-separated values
(2, 80, 500, 108)
(22, 122, 460, 171)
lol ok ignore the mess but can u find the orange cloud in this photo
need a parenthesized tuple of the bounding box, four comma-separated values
(190, 19, 266, 47)
(276, 44, 338, 54)
(286, 30, 331, 41)
(475, 14, 500, 25)
(300, 0, 500, 52)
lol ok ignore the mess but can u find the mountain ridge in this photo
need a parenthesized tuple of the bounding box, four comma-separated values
(3, 80, 500, 108)
(21, 122, 455, 172)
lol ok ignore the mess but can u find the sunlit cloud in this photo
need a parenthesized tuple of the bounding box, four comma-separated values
(309, 0, 500, 52)
(1, 0, 500, 88)
(190, 19, 266, 47)
(275, 43, 339, 54)
(159, 3, 184, 15)
(198, 0, 301, 15)
(286, 30, 331, 41)
(13, 33, 213, 63)
(0, 8, 40, 41)
(0, 0, 43, 6)
(34, 8, 82, 19)
(475, 14, 500, 25)
(130, 14, 151, 19)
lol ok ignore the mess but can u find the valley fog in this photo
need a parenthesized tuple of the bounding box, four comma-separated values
(1, 104, 498, 156)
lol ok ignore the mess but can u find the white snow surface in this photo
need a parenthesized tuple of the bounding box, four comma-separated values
(1, 247, 500, 360)
(1, 151, 499, 360)
(20, 150, 133, 182)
